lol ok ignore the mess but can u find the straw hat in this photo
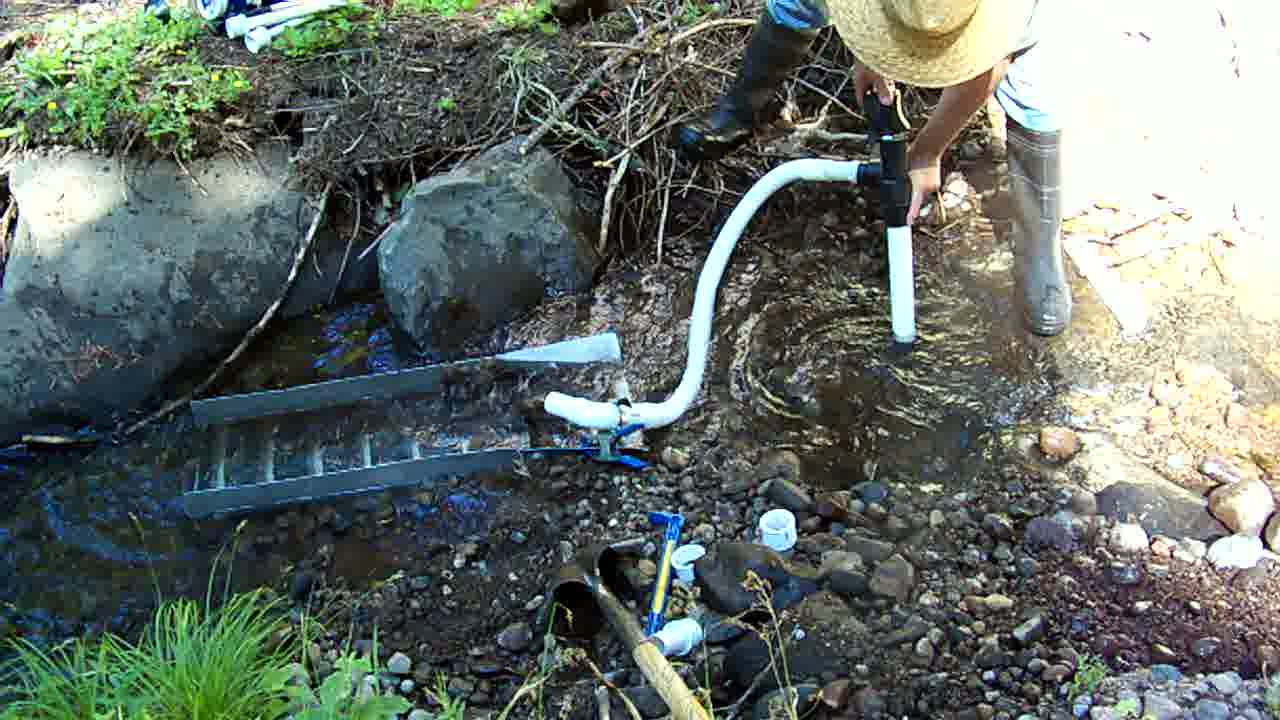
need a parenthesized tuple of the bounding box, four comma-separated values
(829, 0, 1035, 88)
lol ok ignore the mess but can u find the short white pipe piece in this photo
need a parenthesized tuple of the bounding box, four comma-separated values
(886, 224, 917, 344)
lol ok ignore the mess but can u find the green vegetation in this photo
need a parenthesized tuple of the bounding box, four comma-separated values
(437, 96, 457, 112)
(1067, 653, 1109, 702)
(394, 0, 477, 18)
(1266, 674, 1280, 719)
(0, 7, 250, 159)
(678, 0, 714, 24)
(271, 5, 383, 58)
(0, 588, 296, 719)
(495, 0, 558, 34)
(287, 647, 411, 720)
(424, 672, 467, 720)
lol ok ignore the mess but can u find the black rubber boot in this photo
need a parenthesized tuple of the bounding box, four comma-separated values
(669, 10, 817, 163)
(1007, 121, 1071, 337)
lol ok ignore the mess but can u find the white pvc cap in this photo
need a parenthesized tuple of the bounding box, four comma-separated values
(757, 508, 797, 553)
(651, 618, 703, 657)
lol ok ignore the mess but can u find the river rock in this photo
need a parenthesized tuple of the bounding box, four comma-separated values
(1108, 522, 1150, 554)
(1095, 481, 1230, 542)
(1038, 426, 1080, 461)
(387, 652, 412, 675)
(377, 135, 600, 354)
(693, 542, 819, 615)
(868, 554, 915, 602)
(1267, 514, 1280, 552)
(1205, 534, 1265, 569)
(0, 143, 375, 445)
(1207, 479, 1274, 536)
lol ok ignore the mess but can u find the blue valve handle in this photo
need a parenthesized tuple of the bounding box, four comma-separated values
(576, 423, 648, 469)
(645, 511, 684, 635)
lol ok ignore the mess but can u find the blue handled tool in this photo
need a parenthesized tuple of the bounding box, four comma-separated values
(645, 511, 684, 635)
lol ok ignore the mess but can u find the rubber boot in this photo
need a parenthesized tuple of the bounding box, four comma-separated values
(669, 9, 817, 163)
(1007, 121, 1071, 337)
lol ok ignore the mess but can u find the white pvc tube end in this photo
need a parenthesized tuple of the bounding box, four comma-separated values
(886, 224, 917, 344)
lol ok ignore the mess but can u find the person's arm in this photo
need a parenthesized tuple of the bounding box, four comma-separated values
(905, 58, 1011, 221)
(910, 59, 1010, 165)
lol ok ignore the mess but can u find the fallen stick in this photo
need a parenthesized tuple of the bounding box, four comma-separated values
(520, 16, 677, 155)
(329, 192, 360, 305)
(119, 182, 334, 439)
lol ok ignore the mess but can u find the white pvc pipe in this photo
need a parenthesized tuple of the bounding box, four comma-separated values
(245, 16, 309, 53)
(225, 0, 346, 38)
(545, 158, 917, 431)
(886, 225, 917, 344)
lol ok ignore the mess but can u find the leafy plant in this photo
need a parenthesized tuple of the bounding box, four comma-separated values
(285, 651, 411, 720)
(1, 6, 251, 158)
(495, 0, 558, 34)
(272, 6, 382, 58)
(1067, 654, 1108, 702)
(437, 96, 457, 112)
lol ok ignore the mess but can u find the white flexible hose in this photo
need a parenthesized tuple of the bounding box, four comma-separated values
(545, 158, 907, 431)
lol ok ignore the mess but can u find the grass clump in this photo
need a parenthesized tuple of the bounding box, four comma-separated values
(0, 6, 251, 159)
(0, 587, 297, 719)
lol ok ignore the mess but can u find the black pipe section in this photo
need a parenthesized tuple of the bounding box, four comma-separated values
(855, 92, 913, 228)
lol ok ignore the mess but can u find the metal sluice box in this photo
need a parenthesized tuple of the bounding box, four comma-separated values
(181, 332, 634, 520)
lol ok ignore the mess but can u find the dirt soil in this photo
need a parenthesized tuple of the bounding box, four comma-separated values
(3, 0, 1280, 718)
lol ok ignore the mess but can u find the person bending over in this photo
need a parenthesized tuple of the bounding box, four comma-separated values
(670, 0, 1071, 337)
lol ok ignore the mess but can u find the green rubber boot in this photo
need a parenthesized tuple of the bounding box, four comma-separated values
(669, 9, 817, 163)
(1007, 121, 1071, 337)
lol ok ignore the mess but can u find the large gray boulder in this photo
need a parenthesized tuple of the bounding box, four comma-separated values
(0, 143, 377, 445)
(377, 136, 601, 355)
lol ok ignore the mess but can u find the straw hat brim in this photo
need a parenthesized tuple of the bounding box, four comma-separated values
(830, 0, 1035, 88)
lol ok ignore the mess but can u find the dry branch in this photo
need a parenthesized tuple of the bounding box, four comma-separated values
(520, 16, 679, 155)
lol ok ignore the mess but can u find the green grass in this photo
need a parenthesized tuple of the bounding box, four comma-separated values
(0, 588, 298, 720)
(0, 6, 251, 159)
(393, 0, 476, 18)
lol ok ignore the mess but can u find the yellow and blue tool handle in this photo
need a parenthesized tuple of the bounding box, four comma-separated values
(645, 513, 683, 635)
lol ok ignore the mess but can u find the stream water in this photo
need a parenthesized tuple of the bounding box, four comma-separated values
(0, 209, 1064, 652)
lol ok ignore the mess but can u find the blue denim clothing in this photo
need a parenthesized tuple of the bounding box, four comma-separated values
(765, 0, 1061, 133)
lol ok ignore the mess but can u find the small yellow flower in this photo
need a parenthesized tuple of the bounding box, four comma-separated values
(211, 72, 221, 82)
(46, 101, 56, 111)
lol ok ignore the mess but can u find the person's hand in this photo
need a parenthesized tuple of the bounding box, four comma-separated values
(906, 147, 941, 225)
(853, 63, 895, 106)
